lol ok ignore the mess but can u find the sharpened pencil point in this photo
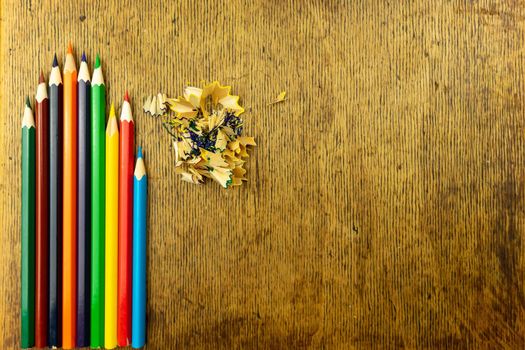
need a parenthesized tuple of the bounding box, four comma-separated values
(67, 42, 73, 54)
(39, 71, 45, 83)
(107, 104, 119, 135)
(134, 147, 146, 178)
(25, 96, 31, 107)
(124, 90, 130, 102)
(81, 51, 87, 62)
(52, 54, 58, 67)
(95, 54, 101, 68)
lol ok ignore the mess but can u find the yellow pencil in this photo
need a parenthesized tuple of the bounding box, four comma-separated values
(104, 104, 119, 349)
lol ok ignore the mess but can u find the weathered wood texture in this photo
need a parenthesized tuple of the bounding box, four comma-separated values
(1, 0, 525, 348)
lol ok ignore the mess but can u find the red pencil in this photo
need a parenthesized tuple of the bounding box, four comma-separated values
(118, 91, 134, 346)
(35, 72, 49, 347)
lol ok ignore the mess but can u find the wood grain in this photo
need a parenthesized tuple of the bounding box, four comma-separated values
(1, 0, 525, 348)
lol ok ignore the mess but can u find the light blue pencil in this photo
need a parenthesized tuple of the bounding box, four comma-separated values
(132, 147, 147, 348)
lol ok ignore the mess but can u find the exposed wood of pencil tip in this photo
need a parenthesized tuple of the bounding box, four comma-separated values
(106, 104, 118, 135)
(77, 58, 90, 83)
(134, 152, 146, 180)
(22, 101, 34, 128)
(49, 58, 62, 86)
(91, 59, 104, 86)
(120, 99, 133, 122)
(35, 80, 47, 103)
(63, 47, 76, 73)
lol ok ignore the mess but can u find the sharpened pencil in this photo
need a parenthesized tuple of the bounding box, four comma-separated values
(91, 54, 106, 348)
(62, 42, 78, 349)
(132, 147, 147, 349)
(105, 103, 119, 349)
(21, 97, 36, 349)
(48, 54, 62, 348)
(35, 72, 49, 348)
(77, 52, 91, 347)
(118, 92, 134, 346)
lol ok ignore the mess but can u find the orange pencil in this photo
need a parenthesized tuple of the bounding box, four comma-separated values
(62, 43, 78, 349)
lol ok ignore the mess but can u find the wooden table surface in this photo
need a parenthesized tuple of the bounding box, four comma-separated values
(1, 0, 525, 349)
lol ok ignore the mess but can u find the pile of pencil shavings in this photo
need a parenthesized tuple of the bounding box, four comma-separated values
(144, 81, 256, 188)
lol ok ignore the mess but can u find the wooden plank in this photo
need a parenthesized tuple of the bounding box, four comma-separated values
(1, 0, 524, 348)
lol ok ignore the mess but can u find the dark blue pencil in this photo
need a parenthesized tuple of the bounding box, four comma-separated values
(48, 54, 62, 348)
(76, 52, 91, 347)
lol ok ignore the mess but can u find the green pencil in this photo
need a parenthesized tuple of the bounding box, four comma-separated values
(91, 54, 106, 347)
(21, 97, 35, 348)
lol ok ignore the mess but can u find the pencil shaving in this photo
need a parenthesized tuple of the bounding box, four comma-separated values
(143, 93, 168, 116)
(268, 91, 287, 105)
(145, 81, 256, 188)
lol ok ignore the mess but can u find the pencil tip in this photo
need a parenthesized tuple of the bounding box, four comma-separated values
(52, 54, 58, 67)
(110, 103, 115, 116)
(39, 71, 45, 83)
(124, 90, 130, 102)
(67, 42, 73, 54)
(137, 146, 143, 158)
(95, 54, 101, 68)
(25, 96, 31, 107)
(81, 51, 87, 62)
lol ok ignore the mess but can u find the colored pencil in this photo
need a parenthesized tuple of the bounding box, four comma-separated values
(77, 52, 91, 347)
(21, 97, 35, 349)
(48, 54, 62, 348)
(62, 42, 78, 349)
(91, 53, 106, 348)
(132, 147, 147, 349)
(118, 92, 134, 346)
(35, 73, 49, 348)
(105, 103, 119, 349)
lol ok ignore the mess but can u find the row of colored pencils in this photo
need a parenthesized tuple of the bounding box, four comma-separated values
(21, 44, 148, 349)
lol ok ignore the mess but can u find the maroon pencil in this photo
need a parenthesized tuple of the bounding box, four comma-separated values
(35, 72, 49, 347)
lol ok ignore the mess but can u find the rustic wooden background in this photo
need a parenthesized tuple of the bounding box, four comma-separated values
(1, 0, 525, 349)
